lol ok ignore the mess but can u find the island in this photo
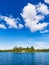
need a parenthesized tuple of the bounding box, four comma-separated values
(0, 46, 49, 52)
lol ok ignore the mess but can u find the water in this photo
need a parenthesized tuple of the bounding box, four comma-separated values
(0, 52, 49, 65)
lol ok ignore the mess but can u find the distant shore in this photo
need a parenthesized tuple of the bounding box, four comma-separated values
(0, 46, 49, 52)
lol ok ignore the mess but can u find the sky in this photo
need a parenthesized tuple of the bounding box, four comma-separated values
(0, 0, 49, 49)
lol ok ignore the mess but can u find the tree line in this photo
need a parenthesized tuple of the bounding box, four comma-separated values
(0, 46, 49, 52)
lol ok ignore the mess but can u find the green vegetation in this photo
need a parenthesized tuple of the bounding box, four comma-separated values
(12, 46, 34, 52)
(0, 46, 49, 52)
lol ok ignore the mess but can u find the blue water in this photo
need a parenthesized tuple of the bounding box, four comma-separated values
(0, 52, 49, 65)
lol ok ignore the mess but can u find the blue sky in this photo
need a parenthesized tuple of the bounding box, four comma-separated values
(0, 0, 49, 49)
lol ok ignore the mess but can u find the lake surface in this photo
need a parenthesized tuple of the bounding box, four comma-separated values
(0, 52, 49, 65)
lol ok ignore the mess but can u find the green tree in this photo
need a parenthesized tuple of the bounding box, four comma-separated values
(31, 46, 34, 52)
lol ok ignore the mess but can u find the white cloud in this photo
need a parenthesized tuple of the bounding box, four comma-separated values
(21, 3, 37, 19)
(0, 16, 17, 28)
(37, 2, 49, 15)
(21, 3, 49, 32)
(0, 23, 6, 29)
(44, 0, 49, 4)
(18, 24, 24, 29)
(0, 15, 24, 29)
(40, 30, 49, 33)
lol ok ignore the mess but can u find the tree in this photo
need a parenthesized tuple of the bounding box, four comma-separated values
(31, 46, 34, 52)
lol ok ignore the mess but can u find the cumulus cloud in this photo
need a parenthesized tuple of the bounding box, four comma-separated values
(40, 30, 49, 33)
(44, 0, 49, 4)
(18, 24, 24, 29)
(37, 2, 49, 15)
(0, 2, 49, 32)
(0, 23, 6, 29)
(0, 15, 24, 29)
(0, 16, 17, 28)
(21, 3, 49, 32)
